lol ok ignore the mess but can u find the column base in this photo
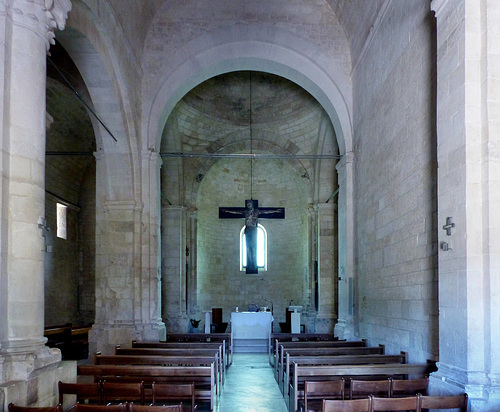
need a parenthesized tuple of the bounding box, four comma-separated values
(431, 362, 500, 411)
(0, 346, 75, 408)
(334, 318, 356, 340)
(314, 313, 337, 333)
(89, 321, 166, 355)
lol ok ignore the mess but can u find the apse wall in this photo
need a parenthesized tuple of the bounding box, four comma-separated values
(352, 1, 438, 362)
(196, 157, 309, 328)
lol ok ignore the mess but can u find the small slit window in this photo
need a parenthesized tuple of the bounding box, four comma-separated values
(56, 203, 67, 239)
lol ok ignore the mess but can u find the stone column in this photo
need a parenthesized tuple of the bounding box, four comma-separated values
(333, 151, 355, 340)
(161, 205, 187, 332)
(0, 0, 74, 405)
(186, 209, 198, 316)
(316, 202, 337, 332)
(90, 151, 165, 355)
(431, 0, 500, 410)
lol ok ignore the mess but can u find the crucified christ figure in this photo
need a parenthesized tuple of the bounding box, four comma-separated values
(219, 199, 285, 274)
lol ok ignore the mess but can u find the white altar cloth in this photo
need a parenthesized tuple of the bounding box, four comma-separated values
(230, 311, 273, 352)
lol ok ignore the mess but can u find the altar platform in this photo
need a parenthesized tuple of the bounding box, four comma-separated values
(230, 311, 273, 353)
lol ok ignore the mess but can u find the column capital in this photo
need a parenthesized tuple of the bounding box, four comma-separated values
(431, 0, 456, 19)
(5, 0, 72, 49)
(142, 149, 163, 167)
(335, 151, 354, 172)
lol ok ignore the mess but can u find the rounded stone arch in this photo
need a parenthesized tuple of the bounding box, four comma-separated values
(184, 137, 315, 208)
(56, 2, 139, 200)
(143, 24, 353, 159)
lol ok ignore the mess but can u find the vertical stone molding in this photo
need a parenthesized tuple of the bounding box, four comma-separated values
(431, 0, 500, 409)
(316, 202, 337, 332)
(186, 208, 198, 316)
(334, 151, 354, 340)
(161, 205, 187, 332)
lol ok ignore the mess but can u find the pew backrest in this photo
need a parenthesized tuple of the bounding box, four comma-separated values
(290, 362, 437, 412)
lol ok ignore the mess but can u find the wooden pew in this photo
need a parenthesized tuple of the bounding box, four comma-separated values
(278, 346, 386, 392)
(274, 340, 368, 381)
(95, 353, 220, 390)
(116, 346, 224, 389)
(289, 362, 437, 412)
(165, 333, 232, 366)
(282, 352, 407, 396)
(44, 323, 92, 360)
(132, 341, 228, 369)
(269, 333, 337, 364)
(77, 364, 216, 411)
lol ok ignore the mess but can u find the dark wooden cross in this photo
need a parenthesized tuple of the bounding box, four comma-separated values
(219, 199, 285, 274)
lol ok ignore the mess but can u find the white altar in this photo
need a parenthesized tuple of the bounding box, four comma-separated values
(230, 311, 273, 353)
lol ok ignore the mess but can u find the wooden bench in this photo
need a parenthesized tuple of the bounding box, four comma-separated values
(95, 354, 221, 388)
(115, 346, 224, 389)
(165, 333, 232, 365)
(289, 362, 437, 412)
(77, 364, 216, 411)
(44, 323, 92, 360)
(132, 341, 228, 369)
(274, 340, 369, 381)
(282, 352, 407, 396)
(269, 333, 337, 364)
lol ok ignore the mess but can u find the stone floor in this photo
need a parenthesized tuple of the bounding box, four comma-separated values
(199, 353, 289, 412)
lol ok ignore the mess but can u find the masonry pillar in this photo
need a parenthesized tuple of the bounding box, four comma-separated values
(161, 205, 187, 332)
(334, 151, 355, 339)
(0, 0, 74, 407)
(90, 151, 165, 355)
(431, 0, 500, 410)
(315, 202, 337, 332)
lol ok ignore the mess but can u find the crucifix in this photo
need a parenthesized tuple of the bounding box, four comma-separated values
(219, 199, 285, 274)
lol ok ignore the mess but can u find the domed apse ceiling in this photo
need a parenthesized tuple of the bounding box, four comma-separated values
(160, 71, 340, 209)
(160, 71, 337, 156)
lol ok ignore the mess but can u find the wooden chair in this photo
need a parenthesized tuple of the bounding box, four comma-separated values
(390, 378, 428, 397)
(349, 379, 391, 399)
(152, 382, 197, 411)
(322, 398, 372, 412)
(302, 379, 345, 412)
(8, 404, 63, 412)
(418, 394, 468, 411)
(74, 404, 127, 412)
(58, 381, 102, 405)
(128, 405, 184, 412)
(371, 396, 419, 411)
(102, 381, 145, 405)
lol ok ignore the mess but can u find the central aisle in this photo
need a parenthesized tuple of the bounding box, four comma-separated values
(211, 353, 289, 412)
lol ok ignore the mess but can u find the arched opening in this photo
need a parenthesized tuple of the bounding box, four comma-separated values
(160, 71, 338, 333)
(44, 40, 96, 358)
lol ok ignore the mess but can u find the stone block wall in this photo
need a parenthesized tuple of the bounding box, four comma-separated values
(196, 157, 310, 329)
(353, 0, 439, 362)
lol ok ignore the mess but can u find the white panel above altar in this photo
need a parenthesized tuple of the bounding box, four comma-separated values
(230, 311, 273, 353)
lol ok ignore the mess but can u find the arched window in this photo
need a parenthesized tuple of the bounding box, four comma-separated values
(240, 224, 267, 271)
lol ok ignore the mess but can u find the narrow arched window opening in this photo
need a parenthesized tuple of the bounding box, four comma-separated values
(240, 223, 267, 271)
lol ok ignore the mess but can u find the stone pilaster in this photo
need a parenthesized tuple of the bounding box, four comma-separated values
(161, 205, 187, 332)
(90, 151, 166, 355)
(333, 151, 355, 340)
(0, 0, 73, 407)
(431, 0, 500, 410)
(315, 202, 337, 332)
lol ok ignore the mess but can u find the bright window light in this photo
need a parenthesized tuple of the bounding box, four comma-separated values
(56, 203, 67, 239)
(240, 223, 267, 271)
